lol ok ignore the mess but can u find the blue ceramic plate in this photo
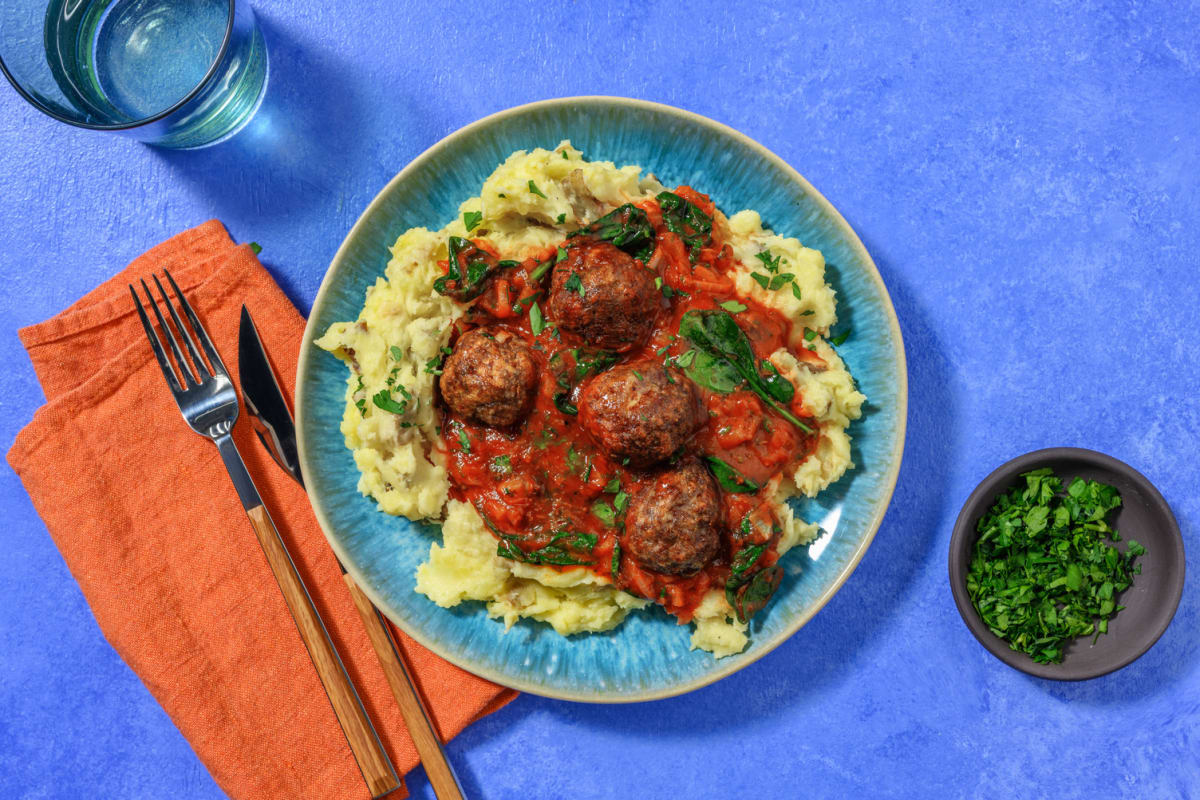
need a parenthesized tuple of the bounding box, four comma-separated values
(296, 97, 907, 702)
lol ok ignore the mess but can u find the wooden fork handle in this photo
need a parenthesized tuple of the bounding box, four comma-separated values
(342, 573, 466, 800)
(245, 505, 401, 798)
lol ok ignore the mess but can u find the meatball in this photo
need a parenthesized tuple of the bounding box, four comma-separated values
(624, 459, 720, 576)
(546, 242, 659, 352)
(439, 327, 537, 426)
(578, 363, 703, 468)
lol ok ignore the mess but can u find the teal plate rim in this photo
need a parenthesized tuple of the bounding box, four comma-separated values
(295, 96, 909, 703)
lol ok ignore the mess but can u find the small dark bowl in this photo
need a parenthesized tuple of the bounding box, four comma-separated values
(949, 447, 1185, 680)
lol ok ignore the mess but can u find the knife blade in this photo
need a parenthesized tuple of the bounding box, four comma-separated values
(237, 307, 466, 800)
(238, 307, 304, 486)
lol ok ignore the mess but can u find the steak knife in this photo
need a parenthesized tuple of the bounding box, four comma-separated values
(238, 307, 465, 800)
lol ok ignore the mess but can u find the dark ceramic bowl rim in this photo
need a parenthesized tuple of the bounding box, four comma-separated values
(948, 447, 1185, 680)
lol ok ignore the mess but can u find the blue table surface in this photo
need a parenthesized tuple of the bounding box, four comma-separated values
(2, 2, 1198, 798)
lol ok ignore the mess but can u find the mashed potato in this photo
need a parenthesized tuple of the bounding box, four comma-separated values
(316, 142, 864, 658)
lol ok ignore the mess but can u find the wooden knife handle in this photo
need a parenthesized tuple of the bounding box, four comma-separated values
(246, 506, 400, 798)
(343, 573, 466, 800)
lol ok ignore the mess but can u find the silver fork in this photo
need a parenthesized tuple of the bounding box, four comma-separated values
(130, 271, 400, 799)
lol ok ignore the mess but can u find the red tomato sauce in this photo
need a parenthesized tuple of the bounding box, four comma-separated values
(437, 187, 824, 624)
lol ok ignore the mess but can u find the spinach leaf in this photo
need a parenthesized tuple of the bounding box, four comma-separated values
(730, 543, 766, 579)
(570, 204, 655, 261)
(487, 519, 596, 567)
(730, 565, 783, 623)
(683, 349, 742, 394)
(657, 191, 713, 260)
(678, 309, 811, 433)
(573, 348, 618, 380)
(705, 456, 760, 494)
(549, 348, 615, 417)
(433, 237, 516, 301)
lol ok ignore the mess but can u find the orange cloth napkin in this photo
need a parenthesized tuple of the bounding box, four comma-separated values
(7, 221, 516, 800)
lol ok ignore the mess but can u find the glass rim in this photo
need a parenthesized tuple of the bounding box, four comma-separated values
(0, 0, 236, 131)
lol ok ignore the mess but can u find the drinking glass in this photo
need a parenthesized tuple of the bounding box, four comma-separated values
(0, 0, 268, 149)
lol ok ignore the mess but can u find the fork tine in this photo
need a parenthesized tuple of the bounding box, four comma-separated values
(153, 274, 210, 381)
(129, 285, 183, 393)
(164, 269, 229, 378)
(140, 279, 197, 387)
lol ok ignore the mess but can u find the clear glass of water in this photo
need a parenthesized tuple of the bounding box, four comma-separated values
(0, 0, 268, 149)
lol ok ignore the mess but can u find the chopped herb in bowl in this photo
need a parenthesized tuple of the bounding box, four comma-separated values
(966, 468, 1145, 664)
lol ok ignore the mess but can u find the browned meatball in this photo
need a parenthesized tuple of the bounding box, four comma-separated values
(624, 459, 720, 575)
(439, 327, 537, 426)
(546, 242, 659, 352)
(578, 363, 703, 468)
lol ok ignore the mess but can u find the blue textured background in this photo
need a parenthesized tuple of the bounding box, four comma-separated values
(1, 1, 1197, 798)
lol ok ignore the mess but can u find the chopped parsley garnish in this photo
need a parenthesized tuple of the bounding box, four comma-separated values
(463, 210, 483, 232)
(632, 370, 644, 380)
(611, 544, 621, 580)
(754, 250, 783, 273)
(604, 477, 621, 493)
(490, 455, 512, 476)
(750, 273, 770, 289)
(528, 180, 547, 198)
(769, 273, 795, 291)
(831, 329, 851, 346)
(248, 242, 262, 255)
(791, 283, 803, 301)
(803, 328, 818, 342)
(613, 490, 630, 512)
(555, 213, 566, 224)
(530, 301, 547, 335)
(967, 469, 1145, 664)
(719, 300, 747, 314)
(390, 346, 404, 361)
(556, 246, 568, 263)
(654, 276, 664, 290)
(353, 375, 367, 416)
(457, 428, 471, 452)
(564, 271, 585, 297)
(673, 349, 697, 368)
(591, 500, 617, 527)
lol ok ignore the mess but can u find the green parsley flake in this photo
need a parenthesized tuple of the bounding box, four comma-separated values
(528, 180, 547, 198)
(564, 272, 585, 297)
(803, 328, 818, 342)
(457, 428, 471, 453)
(831, 329, 851, 346)
(463, 210, 483, 232)
(719, 300, 747, 314)
(530, 301, 546, 335)
(967, 469, 1145, 664)
(555, 213, 566, 224)
(754, 250, 782, 273)
(556, 246, 568, 263)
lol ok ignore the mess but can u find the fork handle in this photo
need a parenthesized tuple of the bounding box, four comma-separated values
(215, 436, 400, 798)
